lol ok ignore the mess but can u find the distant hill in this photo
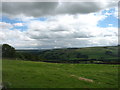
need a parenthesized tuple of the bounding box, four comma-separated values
(16, 46, 119, 64)
(38, 46, 119, 63)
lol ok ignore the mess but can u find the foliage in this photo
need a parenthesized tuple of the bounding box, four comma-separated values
(2, 44, 15, 58)
(15, 52, 39, 61)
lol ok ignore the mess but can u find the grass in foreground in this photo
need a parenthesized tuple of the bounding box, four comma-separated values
(2, 59, 119, 88)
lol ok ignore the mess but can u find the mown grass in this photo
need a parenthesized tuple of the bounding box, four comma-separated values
(2, 59, 119, 88)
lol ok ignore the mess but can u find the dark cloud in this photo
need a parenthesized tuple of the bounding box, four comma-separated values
(2, 2, 58, 17)
(2, 1, 118, 17)
(56, 2, 103, 14)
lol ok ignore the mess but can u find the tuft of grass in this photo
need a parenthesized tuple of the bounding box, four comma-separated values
(2, 59, 119, 88)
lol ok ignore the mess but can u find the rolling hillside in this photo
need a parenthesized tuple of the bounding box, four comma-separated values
(37, 46, 119, 63)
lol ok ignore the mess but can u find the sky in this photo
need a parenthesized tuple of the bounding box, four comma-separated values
(0, 0, 119, 49)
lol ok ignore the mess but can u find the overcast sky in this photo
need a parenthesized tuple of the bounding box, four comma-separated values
(0, 0, 119, 49)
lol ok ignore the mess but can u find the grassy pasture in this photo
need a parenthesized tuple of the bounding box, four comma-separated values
(2, 59, 119, 88)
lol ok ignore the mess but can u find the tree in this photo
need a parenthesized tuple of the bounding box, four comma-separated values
(76, 53, 81, 58)
(2, 44, 15, 58)
(76, 53, 88, 59)
(105, 51, 112, 55)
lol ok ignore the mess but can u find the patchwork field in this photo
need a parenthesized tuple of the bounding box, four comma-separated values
(2, 59, 119, 88)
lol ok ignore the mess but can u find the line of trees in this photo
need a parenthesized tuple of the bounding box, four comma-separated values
(2, 44, 39, 61)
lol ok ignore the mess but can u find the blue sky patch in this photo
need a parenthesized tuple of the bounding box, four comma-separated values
(2, 16, 28, 31)
(1, 16, 48, 31)
(97, 8, 118, 28)
(10, 25, 28, 31)
(97, 15, 118, 28)
(32, 17, 47, 21)
(101, 8, 115, 15)
(2, 16, 24, 24)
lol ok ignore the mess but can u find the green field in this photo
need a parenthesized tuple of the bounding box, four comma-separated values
(2, 59, 119, 88)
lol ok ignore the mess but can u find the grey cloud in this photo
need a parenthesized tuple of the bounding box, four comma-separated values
(30, 38, 91, 49)
(2, 1, 118, 17)
(2, 2, 58, 17)
(56, 2, 103, 14)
